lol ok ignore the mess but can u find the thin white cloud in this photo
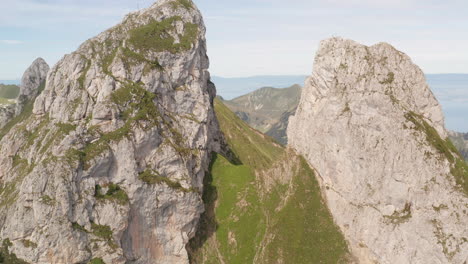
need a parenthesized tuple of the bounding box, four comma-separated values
(0, 40, 24, 45)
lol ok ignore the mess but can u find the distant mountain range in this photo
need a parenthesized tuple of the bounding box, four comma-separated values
(220, 84, 300, 145)
(215, 74, 468, 132)
(212, 75, 307, 100)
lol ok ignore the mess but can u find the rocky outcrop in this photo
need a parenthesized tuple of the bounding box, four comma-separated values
(0, 59, 48, 130)
(288, 37, 468, 263)
(15, 58, 49, 115)
(0, 0, 218, 263)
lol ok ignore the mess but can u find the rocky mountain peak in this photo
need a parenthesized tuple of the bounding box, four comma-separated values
(15, 57, 49, 115)
(0, 58, 49, 130)
(310, 37, 446, 136)
(19, 58, 49, 99)
(0, 0, 218, 263)
(288, 37, 467, 263)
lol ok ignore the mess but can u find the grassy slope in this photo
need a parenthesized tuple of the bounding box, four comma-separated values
(0, 84, 20, 99)
(188, 99, 349, 263)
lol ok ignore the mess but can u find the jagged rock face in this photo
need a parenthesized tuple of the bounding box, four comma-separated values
(0, 0, 218, 263)
(0, 59, 49, 129)
(15, 58, 49, 115)
(288, 38, 468, 263)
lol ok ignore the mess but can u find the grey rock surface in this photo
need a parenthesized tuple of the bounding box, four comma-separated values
(0, 104, 16, 129)
(0, 58, 49, 130)
(288, 37, 468, 264)
(0, 0, 218, 263)
(15, 58, 49, 115)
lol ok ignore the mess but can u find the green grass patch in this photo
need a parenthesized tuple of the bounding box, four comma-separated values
(91, 223, 117, 249)
(209, 154, 266, 263)
(95, 183, 129, 205)
(91, 223, 112, 241)
(128, 16, 198, 54)
(138, 169, 193, 192)
(40, 195, 55, 205)
(169, 0, 193, 10)
(262, 157, 349, 263)
(189, 100, 349, 263)
(214, 98, 283, 169)
(72, 222, 87, 233)
(89, 258, 106, 264)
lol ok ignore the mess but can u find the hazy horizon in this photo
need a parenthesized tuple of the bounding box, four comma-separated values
(1, 0, 468, 79)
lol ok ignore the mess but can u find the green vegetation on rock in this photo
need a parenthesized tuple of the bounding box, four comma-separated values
(188, 99, 349, 263)
(88, 258, 106, 264)
(170, 0, 193, 10)
(0, 239, 29, 264)
(405, 111, 468, 195)
(91, 223, 117, 249)
(128, 16, 198, 54)
(95, 183, 129, 205)
(139, 169, 194, 192)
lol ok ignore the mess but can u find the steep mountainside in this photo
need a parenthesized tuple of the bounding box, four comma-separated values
(0, 0, 218, 263)
(188, 99, 350, 264)
(222, 84, 301, 136)
(449, 131, 468, 162)
(0, 59, 49, 131)
(288, 37, 468, 263)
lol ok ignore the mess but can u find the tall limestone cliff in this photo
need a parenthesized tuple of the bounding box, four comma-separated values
(0, 58, 49, 131)
(288, 38, 468, 263)
(0, 0, 218, 263)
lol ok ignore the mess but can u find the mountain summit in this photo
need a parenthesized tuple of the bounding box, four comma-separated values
(0, 58, 49, 131)
(288, 37, 468, 263)
(0, 0, 218, 263)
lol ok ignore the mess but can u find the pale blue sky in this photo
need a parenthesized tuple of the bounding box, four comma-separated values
(0, 0, 467, 79)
